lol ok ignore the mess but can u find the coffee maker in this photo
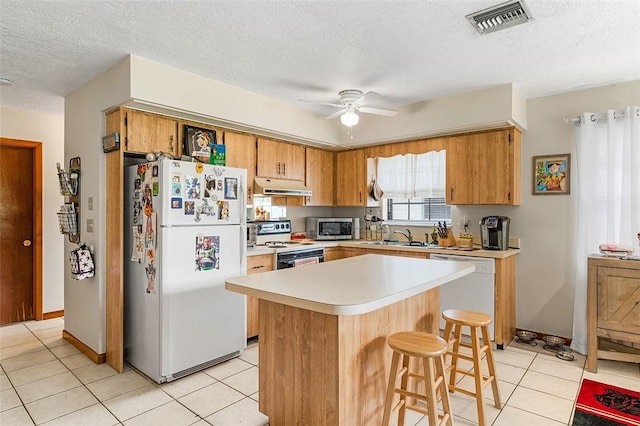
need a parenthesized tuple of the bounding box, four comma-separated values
(480, 216, 510, 250)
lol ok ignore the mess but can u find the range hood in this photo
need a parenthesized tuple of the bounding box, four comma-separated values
(254, 177, 311, 197)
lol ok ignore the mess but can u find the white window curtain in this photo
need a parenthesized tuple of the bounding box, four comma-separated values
(571, 106, 640, 355)
(376, 150, 446, 198)
(376, 154, 413, 198)
(414, 150, 446, 198)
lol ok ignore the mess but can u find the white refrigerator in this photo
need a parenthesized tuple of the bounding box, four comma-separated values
(124, 159, 247, 383)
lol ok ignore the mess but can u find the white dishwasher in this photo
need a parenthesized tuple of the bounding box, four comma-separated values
(431, 254, 495, 340)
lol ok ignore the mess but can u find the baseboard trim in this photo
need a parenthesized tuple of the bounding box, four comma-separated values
(43, 310, 64, 320)
(62, 330, 106, 365)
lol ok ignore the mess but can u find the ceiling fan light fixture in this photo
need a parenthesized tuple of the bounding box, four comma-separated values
(340, 110, 359, 127)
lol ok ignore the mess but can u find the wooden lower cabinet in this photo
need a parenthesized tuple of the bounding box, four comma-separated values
(324, 247, 362, 261)
(246, 254, 274, 339)
(586, 256, 640, 372)
(258, 287, 439, 425)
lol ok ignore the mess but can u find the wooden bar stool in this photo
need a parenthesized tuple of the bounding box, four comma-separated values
(382, 331, 453, 426)
(442, 308, 501, 426)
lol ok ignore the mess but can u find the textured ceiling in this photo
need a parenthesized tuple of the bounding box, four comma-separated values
(1, 0, 639, 118)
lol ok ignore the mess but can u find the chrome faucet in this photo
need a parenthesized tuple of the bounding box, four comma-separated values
(393, 229, 413, 242)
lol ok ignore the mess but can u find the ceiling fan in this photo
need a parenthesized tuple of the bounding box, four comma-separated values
(300, 90, 398, 127)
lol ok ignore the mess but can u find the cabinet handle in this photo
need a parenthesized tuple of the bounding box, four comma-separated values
(277, 162, 281, 175)
(282, 162, 286, 176)
(450, 188, 453, 200)
(251, 265, 265, 270)
(169, 135, 174, 151)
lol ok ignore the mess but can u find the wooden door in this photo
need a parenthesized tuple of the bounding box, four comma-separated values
(0, 138, 42, 325)
(335, 149, 366, 206)
(305, 147, 334, 206)
(224, 131, 256, 205)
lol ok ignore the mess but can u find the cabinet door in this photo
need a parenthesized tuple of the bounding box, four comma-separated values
(256, 138, 281, 178)
(376, 249, 428, 259)
(256, 138, 305, 181)
(597, 266, 640, 335)
(246, 254, 274, 338)
(446, 128, 520, 205)
(305, 147, 334, 206)
(224, 131, 256, 205)
(335, 149, 366, 206)
(281, 143, 305, 181)
(125, 110, 179, 156)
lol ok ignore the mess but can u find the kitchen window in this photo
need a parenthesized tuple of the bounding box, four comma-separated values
(376, 150, 449, 224)
(386, 196, 451, 223)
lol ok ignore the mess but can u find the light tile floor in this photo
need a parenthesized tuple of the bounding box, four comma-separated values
(1, 318, 639, 425)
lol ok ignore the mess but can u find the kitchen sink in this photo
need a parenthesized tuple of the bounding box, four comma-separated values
(360, 241, 400, 246)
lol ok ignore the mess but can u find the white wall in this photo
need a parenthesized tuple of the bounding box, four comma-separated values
(342, 83, 527, 147)
(64, 57, 132, 353)
(0, 107, 65, 313)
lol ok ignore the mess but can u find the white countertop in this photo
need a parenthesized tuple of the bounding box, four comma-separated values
(246, 240, 519, 259)
(226, 254, 475, 315)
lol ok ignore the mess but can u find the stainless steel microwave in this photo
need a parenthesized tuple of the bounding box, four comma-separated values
(306, 217, 353, 240)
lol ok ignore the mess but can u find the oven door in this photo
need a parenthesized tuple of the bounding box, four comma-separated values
(277, 248, 325, 269)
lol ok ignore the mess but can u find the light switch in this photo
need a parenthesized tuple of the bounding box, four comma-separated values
(88, 196, 94, 211)
(86, 219, 94, 233)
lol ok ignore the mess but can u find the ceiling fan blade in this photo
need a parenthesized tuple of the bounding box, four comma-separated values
(325, 109, 346, 120)
(298, 99, 343, 108)
(358, 106, 398, 117)
(352, 91, 380, 107)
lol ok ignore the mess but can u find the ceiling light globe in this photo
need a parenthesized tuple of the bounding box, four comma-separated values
(340, 111, 359, 127)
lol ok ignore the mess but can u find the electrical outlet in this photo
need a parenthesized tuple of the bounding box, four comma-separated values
(86, 219, 94, 233)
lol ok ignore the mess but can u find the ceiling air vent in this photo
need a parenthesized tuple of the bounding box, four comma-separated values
(466, 0, 533, 35)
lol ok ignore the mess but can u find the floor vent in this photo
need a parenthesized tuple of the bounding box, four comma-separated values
(466, 0, 533, 35)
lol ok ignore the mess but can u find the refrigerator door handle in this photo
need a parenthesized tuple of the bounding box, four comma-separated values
(240, 225, 247, 273)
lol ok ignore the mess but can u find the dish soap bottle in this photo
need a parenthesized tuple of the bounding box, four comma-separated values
(431, 226, 439, 245)
(382, 224, 390, 241)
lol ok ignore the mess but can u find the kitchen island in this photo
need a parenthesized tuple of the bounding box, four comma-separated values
(226, 254, 474, 425)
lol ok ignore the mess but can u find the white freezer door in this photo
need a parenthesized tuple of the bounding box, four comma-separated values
(159, 224, 246, 378)
(159, 160, 246, 227)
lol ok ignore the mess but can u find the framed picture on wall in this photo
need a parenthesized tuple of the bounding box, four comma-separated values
(533, 153, 571, 195)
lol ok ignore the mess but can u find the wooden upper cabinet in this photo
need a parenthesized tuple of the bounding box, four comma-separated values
(224, 131, 256, 205)
(124, 110, 179, 157)
(335, 149, 366, 206)
(304, 147, 334, 206)
(446, 128, 521, 205)
(256, 138, 305, 181)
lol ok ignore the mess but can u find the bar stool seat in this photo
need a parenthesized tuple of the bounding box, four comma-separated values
(442, 308, 501, 426)
(382, 331, 453, 426)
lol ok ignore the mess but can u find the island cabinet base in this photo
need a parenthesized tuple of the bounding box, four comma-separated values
(258, 288, 439, 426)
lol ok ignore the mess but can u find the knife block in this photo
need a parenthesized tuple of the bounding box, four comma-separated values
(438, 230, 457, 247)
